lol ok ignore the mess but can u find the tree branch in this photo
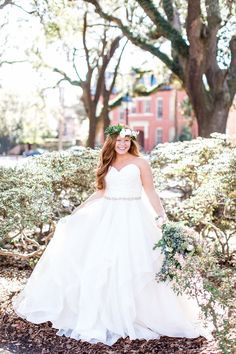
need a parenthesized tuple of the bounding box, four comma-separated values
(11, 2, 36, 14)
(83, 12, 91, 73)
(53, 68, 81, 87)
(186, 0, 205, 81)
(0, 0, 13, 9)
(108, 39, 128, 98)
(0, 247, 43, 259)
(72, 48, 83, 82)
(203, 0, 222, 89)
(162, 0, 182, 33)
(94, 35, 122, 105)
(84, 0, 184, 81)
(162, 0, 174, 22)
(92, 30, 107, 105)
(0, 59, 27, 66)
(136, 0, 188, 57)
(205, 0, 221, 30)
(186, 0, 201, 38)
(227, 35, 236, 100)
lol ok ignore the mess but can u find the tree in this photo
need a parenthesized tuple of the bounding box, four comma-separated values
(32, 1, 127, 148)
(0, 90, 53, 153)
(0, 0, 36, 68)
(84, 0, 236, 137)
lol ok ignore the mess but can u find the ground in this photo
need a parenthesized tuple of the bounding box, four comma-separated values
(0, 260, 219, 354)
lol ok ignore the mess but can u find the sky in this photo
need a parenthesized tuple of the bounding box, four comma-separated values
(0, 1, 169, 95)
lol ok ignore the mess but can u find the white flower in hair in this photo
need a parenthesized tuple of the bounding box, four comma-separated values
(119, 128, 126, 138)
(132, 130, 139, 138)
(125, 128, 132, 136)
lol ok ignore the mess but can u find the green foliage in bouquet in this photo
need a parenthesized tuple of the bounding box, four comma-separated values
(154, 221, 201, 282)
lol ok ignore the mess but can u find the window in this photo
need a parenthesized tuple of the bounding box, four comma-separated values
(144, 99, 151, 113)
(156, 128, 163, 144)
(137, 101, 142, 113)
(119, 107, 125, 122)
(157, 97, 163, 119)
(131, 102, 136, 114)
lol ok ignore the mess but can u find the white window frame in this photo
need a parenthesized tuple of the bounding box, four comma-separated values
(144, 99, 151, 113)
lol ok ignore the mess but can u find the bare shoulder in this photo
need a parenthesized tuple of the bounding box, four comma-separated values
(133, 157, 151, 172)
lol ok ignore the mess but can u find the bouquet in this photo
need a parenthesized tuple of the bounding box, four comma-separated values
(153, 221, 202, 282)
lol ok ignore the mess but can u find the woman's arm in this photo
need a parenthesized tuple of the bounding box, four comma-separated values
(139, 159, 168, 225)
(71, 189, 105, 215)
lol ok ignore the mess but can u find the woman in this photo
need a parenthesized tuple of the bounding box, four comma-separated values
(13, 125, 209, 346)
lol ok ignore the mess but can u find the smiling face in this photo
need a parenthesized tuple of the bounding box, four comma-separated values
(114, 136, 131, 155)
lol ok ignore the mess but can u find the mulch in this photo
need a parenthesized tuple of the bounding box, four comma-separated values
(0, 261, 220, 354)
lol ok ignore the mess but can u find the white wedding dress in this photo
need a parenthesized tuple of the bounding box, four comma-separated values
(13, 164, 210, 345)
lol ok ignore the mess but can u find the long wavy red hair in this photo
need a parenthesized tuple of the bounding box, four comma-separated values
(96, 132, 140, 190)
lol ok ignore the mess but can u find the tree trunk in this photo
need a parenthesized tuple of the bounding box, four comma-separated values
(87, 114, 97, 148)
(102, 102, 110, 130)
(197, 105, 229, 137)
(84, 0, 236, 138)
(81, 88, 97, 148)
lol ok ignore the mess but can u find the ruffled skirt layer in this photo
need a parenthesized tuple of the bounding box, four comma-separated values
(13, 197, 211, 345)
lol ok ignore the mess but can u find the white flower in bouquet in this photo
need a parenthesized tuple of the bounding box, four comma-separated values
(174, 254, 186, 266)
(186, 244, 194, 251)
(165, 246, 173, 252)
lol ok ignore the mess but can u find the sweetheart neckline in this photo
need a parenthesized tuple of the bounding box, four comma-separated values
(110, 163, 140, 173)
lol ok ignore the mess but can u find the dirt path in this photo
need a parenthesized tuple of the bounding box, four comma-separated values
(0, 264, 219, 354)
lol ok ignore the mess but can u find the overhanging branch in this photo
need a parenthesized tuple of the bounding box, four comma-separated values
(0, 0, 13, 9)
(0, 59, 27, 66)
(53, 68, 81, 87)
(94, 35, 122, 105)
(108, 39, 128, 98)
(136, 0, 188, 57)
(205, 0, 221, 30)
(84, 0, 184, 81)
(72, 48, 83, 82)
(162, 0, 174, 22)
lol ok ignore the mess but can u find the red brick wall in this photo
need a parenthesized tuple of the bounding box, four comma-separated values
(110, 89, 198, 152)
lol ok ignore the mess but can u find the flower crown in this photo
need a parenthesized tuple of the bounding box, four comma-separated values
(105, 124, 139, 140)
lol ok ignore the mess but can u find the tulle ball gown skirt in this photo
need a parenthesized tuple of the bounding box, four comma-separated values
(13, 165, 211, 345)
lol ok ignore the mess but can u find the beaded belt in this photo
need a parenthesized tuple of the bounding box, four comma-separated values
(104, 196, 141, 200)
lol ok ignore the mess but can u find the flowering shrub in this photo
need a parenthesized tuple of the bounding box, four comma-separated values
(0, 148, 98, 261)
(151, 134, 236, 353)
(1, 135, 235, 351)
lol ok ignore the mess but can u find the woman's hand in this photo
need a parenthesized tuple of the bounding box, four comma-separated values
(155, 215, 168, 228)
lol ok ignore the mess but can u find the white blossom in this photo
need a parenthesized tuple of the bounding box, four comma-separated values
(119, 128, 126, 138)
(125, 128, 131, 136)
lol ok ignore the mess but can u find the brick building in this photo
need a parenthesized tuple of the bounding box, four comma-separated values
(109, 86, 198, 152)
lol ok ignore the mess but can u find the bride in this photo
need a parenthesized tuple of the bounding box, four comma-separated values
(13, 124, 210, 345)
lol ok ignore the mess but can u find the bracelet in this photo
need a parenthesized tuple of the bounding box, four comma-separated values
(155, 215, 167, 222)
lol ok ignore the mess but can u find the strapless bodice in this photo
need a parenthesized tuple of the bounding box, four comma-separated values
(104, 164, 142, 199)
